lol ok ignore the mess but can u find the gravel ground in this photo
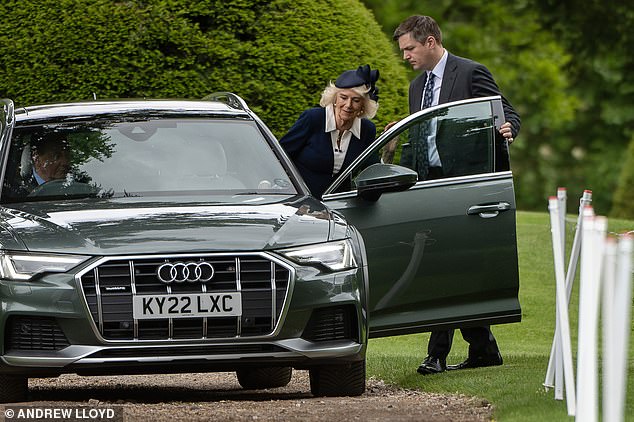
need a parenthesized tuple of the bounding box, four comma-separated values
(1, 372, 493, 421)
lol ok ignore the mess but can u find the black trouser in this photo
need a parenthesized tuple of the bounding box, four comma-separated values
(427, 326, 500, 360)
(424, 168, 499, 361)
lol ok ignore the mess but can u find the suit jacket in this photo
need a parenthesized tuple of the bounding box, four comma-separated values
(280, 107, 377, 199)
(406, 53, 520, 176)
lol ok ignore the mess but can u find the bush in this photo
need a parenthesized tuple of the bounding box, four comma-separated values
(0, 0, 409, 137)
(610, 135, 634, 219)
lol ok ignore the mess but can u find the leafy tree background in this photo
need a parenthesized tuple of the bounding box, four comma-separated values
(532, 0, 634, 218)
(1, 0, 632, 217)
(0, 0, 409, 137)
(611, 134, 634, 219)
(362, 0, 634, 217)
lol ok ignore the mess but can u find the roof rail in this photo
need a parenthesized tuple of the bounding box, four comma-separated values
(203, 92, 250, 112)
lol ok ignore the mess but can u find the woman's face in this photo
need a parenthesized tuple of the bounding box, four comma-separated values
(333, 89, 365, 125)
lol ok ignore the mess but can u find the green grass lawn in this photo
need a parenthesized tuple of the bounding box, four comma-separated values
(367, 210, 634, 421)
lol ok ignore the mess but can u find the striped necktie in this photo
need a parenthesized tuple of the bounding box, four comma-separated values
(415, 73, 435, 179)
(422, 73, 435, 110)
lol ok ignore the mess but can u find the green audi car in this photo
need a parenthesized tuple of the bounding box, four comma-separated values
(0, 93, 520, 402)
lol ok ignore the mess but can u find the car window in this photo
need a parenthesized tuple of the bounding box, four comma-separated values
(329, 100, 505, 195)
(322, 97, 520, 336)
(1, 118, 296, 202)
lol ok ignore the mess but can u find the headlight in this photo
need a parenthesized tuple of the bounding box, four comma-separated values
(278, 239, 357, 272)
(0, 252, 88, 281)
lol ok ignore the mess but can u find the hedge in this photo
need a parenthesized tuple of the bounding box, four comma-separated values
(0, 0, 410, 137)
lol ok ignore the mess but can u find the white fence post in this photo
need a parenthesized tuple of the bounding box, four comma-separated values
(545, 190, 592, 392)
(548, 197, 576, 415)
(565, 191, 592, 301)
(545, 189, 631, 421)
(602, 237, 618, 422)
(603, 235, 633, 422)
(555, 188, 567, 400)
(575, 213, 607, 422)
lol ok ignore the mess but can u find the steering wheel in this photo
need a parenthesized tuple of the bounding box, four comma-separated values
(28, 179, 98, 197)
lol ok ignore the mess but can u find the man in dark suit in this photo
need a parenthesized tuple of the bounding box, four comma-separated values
(392, 15, 521, 375)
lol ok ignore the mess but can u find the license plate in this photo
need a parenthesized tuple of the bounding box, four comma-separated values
(132, 292, 242, 320)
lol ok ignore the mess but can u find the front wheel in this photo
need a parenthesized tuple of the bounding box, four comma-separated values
(309, 360, 365, 397)
(236, 367, 292, 390)
(0, 375, 28, 403)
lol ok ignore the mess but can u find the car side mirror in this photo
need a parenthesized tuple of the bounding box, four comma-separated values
(355, 163, 418, 202)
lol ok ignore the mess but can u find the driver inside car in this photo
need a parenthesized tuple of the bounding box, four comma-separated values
(26, 135, 71, 188)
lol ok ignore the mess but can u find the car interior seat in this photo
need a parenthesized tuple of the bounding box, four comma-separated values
(19, 142, 32, 179)
(178, 140, 245, 190)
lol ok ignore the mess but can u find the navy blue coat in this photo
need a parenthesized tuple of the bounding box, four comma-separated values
(280, 107, 377, 198)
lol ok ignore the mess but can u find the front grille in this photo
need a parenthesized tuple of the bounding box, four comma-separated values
(302, 305, 358, 343)
(5, 316, 70, 351)
(79, 254, 291, 340)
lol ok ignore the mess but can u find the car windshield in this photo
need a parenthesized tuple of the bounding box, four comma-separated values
(1, 117, 296, 202)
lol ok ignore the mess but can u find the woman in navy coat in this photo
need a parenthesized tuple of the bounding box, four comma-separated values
(280, 65, 380, 199)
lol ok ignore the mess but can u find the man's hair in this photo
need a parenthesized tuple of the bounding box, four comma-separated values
(31, 133, 69, 158)
(393, 15, 442, 44)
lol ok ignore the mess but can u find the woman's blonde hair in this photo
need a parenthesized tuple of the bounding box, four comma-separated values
(319, 82, 379, 119)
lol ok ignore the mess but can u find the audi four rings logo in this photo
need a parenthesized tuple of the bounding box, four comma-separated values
(156, 261, 215, 283)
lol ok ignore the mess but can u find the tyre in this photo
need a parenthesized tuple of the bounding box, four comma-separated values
(236, 367, 293, 390)
(0, 375, 28, 403)
(309, 360, 365, 397)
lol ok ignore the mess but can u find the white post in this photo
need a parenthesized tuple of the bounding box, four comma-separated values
(548, 197, 576, 415)
(602, 237, 618, 422)
(553, 188, 566, 400)
(558, 187, 567, 263)
(545, 190, 592, 390)
(604, 235, 633, 422)
(566, 191, 593, 301)
(575, 212, 606, 422)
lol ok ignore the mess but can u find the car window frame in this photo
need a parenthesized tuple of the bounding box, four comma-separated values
(320, 95, 521, 337)
(1, 110, 307, 203)
(323, 96, 506, 198)
(0, 100, 16, 201)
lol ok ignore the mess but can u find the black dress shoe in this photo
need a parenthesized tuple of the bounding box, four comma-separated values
(447, 352, 503, 370)
(417, 355, 447, 375)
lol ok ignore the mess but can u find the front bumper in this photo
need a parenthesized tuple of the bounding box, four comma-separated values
(1, 337, 365, 377)
(0, 252, 368, 377)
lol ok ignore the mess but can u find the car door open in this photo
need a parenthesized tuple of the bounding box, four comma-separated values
(323, 96, 521, 338)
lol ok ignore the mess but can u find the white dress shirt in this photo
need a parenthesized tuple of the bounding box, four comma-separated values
(325, 104, 362, 174)
(422, 49, 448, 167)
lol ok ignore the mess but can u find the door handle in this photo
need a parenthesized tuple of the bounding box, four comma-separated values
(467, 202, 512, 218)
